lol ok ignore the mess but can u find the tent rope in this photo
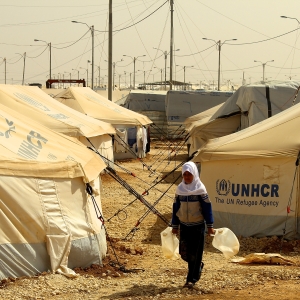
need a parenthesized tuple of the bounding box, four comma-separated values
(109, 133, 156, 175)
(86, 138, 173, 200)
(86, 183, 144, 273)
(105, 166, 170, 225)
(149, 124, 185, 158)
(123, 172, 182, 240)
(148, 133, 188, 172)
(280, 151, 300, 253)
(149, 136, 189, 178)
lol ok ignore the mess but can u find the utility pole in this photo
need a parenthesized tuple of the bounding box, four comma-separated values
(98, 66, 100, 87)
(169, 0, 174, 90)
(91, 25, 94, 89)
(2, 58, 7, 84)
(22, 52, 26, 85)
(108, 0, 113, 100)
(34, 39, 51, 79)
(130, 73, 132, 88)
(203, 38, 237, 91)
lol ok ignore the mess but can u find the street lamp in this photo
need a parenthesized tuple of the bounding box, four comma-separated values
(202, 38, 237, 91)
(254, 60, 274, 82)
(16, 52, 26, 85)
(138, 69, 152, 87)
(123, 55, 146, 90)
(72, 21, 94, 89)
(65, 71, 71, 87)
(285, 74, 296, 80)
(124, 71, 127, 88)
(97, 66, 101, 87)
(72, 68, 80, 86)
(153, 48, 167, 90)
(281, 15, 300, 24)
(34, 39, 51, 79)
(129, 73, 132, 89)
(153, 48, 180, 90)
(0, 57, 6, 84)
(72, 69, 79, 80)
(105, 59, 123, 90)
(154, 67, 163, 84)
(176, 65, 194, 88)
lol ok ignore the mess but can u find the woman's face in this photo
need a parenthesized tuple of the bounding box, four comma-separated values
(183, 171, 194, 184)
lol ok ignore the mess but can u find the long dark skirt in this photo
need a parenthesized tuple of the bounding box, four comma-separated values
(179, 223, 205, 284)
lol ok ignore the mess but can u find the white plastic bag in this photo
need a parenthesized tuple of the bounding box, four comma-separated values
(160, 227, 180, 260)
(212, 227, 240, 259)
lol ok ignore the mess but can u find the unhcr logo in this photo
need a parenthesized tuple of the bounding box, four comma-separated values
(215, 179, 280, 198)
(216, 179, 231, 196)
(0, 119, 16, 138)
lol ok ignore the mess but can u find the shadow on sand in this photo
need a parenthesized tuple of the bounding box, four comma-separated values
(100, 283, 184, 299)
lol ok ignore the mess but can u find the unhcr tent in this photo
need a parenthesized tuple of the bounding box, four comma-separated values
(122, 90, 168, 139)
(0, 84, 115, 165)
(165, 90, 233, 125)
(54, 87, 152, 159)
(186, 80, 300, 155)
(165, 90, 233, 139)
(0, 103, 107, 279)
(193, 102, 300, 239)
(54, 87, 152, 126)
(123, 90, 167, 112)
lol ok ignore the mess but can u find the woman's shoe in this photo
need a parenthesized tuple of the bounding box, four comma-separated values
(183, 282, 194, 289)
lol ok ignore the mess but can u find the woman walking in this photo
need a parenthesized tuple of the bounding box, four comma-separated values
(171, 161, 214, 289)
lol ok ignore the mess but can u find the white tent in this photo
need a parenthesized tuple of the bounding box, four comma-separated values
(186, 80, 300, 155)
(123, 90, 167, 112)
(0, 103, 107, 279)
(193, 102, 300, 239)
(0, 85, 115, 165)
(165, 90, 233, 125)
(121, 90, 168, 139)
(54, 87, 152, 159)
(54, 87, 152, 127)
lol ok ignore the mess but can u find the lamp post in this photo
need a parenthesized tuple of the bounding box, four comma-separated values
(254, 60, 274, 82)
(153, 48, 167, 90)
(106, 59, 123, 90)
(118, 74, 121, 90)
(202, 38, 237, 91)
(97, 66, 101, 87)
(1, 57, 6, 84)
(124, 71, 127, 88)
(16, 52, 26, 85)
(129, 73, 132, 89)
(138, 69, 152, 89)
(72, 21, 94, 89)
(153, 48, 180, 90)
(65, 71, 71, 87)
(285, 74, 296, 80)
(72, 69, 79, 86)
(34, 39, 51, 79)
(281, 15, 300, 24)
(154, 67, 163, 84)
(123, 55, 146, 90)
(72, 69, 79, 80)
(176, 65, 194, 88)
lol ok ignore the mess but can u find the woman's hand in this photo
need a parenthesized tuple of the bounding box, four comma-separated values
(207, 227, 215, 236)
(172, 228, 179, 235)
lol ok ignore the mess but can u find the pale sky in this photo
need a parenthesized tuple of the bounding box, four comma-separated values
(1, 0, 300, 88)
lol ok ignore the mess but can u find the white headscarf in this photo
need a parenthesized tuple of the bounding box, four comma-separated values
(175, 162, 207, 196)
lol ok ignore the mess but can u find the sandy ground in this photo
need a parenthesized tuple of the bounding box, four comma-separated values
(1, 141, 300, 300)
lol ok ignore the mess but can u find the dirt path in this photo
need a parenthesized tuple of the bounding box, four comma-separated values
(1, 142, 300, 300)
